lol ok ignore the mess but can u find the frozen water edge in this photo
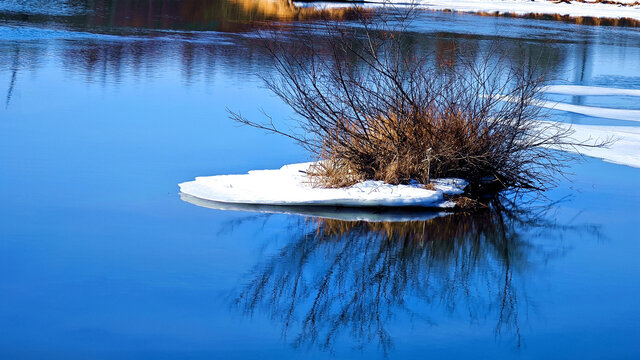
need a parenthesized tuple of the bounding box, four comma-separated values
(179, 162, 468, 208)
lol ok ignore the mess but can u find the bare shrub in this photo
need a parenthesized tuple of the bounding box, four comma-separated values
(230, 6, 609, 194)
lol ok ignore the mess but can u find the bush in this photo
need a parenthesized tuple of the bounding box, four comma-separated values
(230, 6, 608, 194)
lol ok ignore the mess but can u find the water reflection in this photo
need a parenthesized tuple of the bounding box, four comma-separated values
(0, 23, 576, 109)
(232, 202, 594, 354)
(4, 0, 640, 112)
(1, 3, 639, 358)
(4, 45, 18, 108)
(0, 0, 360, 33)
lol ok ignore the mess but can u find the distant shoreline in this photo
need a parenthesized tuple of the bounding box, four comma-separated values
(297, 0, 640, 27)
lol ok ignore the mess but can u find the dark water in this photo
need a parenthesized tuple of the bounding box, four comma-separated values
(1, 1, 640, 358)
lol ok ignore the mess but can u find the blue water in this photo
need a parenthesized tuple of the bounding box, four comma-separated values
(1, 2, 640, 358)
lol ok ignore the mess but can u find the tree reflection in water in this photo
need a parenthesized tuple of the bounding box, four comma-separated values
(232, 201, 593, 354)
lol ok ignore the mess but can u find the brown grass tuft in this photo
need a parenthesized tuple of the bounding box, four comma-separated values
(422, 182, 437, 191)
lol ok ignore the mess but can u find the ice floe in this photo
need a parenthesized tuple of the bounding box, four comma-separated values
(497, 94, 640, 122)
(520, 85, 640, 167)
(560, 122, 640, 168)
(179, 162, 468, 209)
(542, 85, 640, 97)
(542, 100, 640, 122)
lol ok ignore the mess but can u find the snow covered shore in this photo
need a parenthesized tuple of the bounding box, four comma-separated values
(179, 162, 468, 208)
(301, 0, 640, 22)
(405, 0, 640, 21)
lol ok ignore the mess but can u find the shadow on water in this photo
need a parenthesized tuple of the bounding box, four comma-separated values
(180, 193, 451, 222)
(230, 200, 600, 355)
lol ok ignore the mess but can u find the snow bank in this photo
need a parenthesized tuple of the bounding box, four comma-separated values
(315, 0, 640, 21)
(179, 162, 468, 208)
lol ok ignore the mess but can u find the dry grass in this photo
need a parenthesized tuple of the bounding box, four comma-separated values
(422, 182, 437, 191)
(306, 105, 537, 189)
(457, 10, 640, 28)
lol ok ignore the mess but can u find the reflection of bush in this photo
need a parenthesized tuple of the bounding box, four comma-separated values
(233, 203, 565, 353)
(314, 208, 513, 246)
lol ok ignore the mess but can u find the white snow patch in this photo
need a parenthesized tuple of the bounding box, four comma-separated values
(499, 89, 640, 167)
(179, 162, 467, 208)
(559, 122, 640, 168)
(303, 0, 640, 21)
(542, 101, 640, 122)
(542, 85, 640, 97)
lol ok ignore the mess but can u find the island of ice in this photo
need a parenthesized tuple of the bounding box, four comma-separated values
(179, 162, 468, 209)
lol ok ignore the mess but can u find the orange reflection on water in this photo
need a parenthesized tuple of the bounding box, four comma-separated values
(84, 0, 365, 32)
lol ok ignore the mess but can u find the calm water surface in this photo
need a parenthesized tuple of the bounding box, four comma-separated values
(1, 1, 639, 358)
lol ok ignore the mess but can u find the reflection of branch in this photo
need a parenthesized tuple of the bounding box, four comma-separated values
(231, 200, 601, 355)
(496, 255, 520, 347)
(5, 47, 19, 109)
